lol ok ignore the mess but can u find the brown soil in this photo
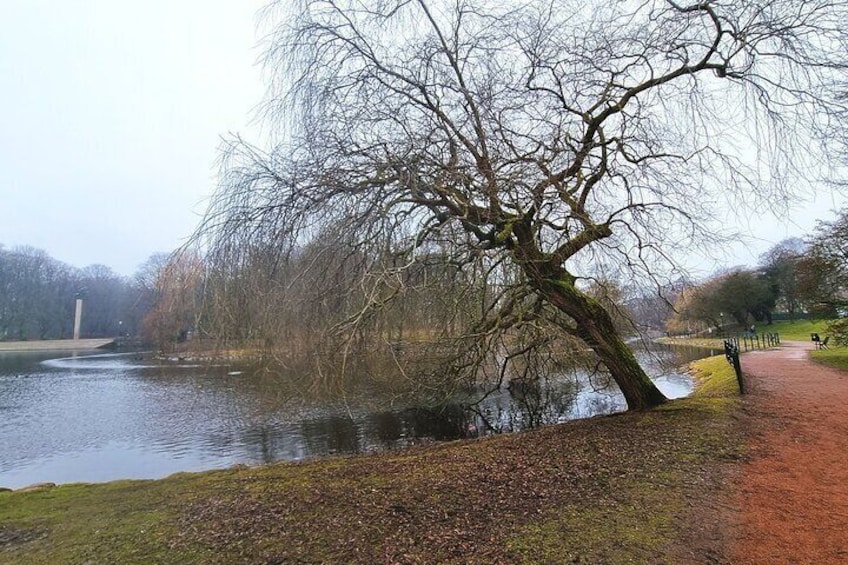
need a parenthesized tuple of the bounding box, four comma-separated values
(730, 341, 848, 564)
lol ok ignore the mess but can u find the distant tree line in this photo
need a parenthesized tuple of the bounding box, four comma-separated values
(667, 209, 848, 334)
(0, 245, 164, 341)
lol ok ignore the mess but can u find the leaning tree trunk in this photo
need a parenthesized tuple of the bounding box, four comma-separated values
(538, 277, 668, 410)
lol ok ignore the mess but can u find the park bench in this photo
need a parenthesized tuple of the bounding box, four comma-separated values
(812, 333, 830, 350)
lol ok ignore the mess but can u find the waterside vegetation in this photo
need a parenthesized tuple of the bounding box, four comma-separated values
(0, 355, 742, 563)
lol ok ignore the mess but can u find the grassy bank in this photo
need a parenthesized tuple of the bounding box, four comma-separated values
(0, 357, 743, 564)
(659, 317, 848, 372)
(767, 319, 831, 341)
(763, 319, 848, 370)
(659, 319, 835, 350)
(810, 348, 848, 371)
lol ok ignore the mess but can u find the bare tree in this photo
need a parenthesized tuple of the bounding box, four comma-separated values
(141, 251, 204, 351)
(760, 238, 806, 321)
(797, 209, 848, 316)
(0, 246, 58, 339)
(197, 0, 848, 409)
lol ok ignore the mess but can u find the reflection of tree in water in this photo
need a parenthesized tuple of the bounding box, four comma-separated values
(224, 342, 703, 463)
(573, 388, 623, 419)
(150, 344, 700, 465)
(365, 405, 470, 448)
(464, 375, 580, 435)
(507, 377, 579, 430)
(300, 415, 361, 456)
(240, 424, 286, 464)
(459, 343, 706, 431)
(232, 407, 471, 464)
(648, 343, 720, 369)
(295, 405, 473, 457)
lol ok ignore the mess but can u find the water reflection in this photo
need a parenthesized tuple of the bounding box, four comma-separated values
(0, 344, 709, 488)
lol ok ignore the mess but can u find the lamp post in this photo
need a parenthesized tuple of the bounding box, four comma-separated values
(719, 312, 724, 337)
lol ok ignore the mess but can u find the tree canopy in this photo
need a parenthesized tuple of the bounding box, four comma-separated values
(800, 210, 848, 316)
(196, 0, 848, 410)
(669, 269, 776, 333)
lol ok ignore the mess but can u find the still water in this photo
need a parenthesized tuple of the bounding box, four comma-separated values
(0, 345, 711, 489)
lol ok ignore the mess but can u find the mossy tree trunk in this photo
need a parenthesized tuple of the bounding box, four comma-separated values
(511, 224, 667, 410)
(540, 277, 668, 410)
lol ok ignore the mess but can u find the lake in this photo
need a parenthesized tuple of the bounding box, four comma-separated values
(0, 344, 714, 489)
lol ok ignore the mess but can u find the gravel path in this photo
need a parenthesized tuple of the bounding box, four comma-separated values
(731, 341, 848, 564)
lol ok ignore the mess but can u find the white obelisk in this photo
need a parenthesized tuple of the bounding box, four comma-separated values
(73, 298, 83, 340)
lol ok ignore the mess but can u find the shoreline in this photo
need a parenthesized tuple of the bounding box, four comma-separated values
(0, 354, 730, 487)
(0, 338, 115, 352)
(0, 353, 742, 562)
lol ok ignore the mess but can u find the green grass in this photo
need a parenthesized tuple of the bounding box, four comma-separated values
(0, 358, 744, 564)
(774, 319, 848, 370)
(659, 319, 835, 348)
(0, 478, 218, 564)
(767, 319, 833, 341)
(810, 347, 848, 371)
(688, 355, 740, 397)
(507, 499, 676, 564)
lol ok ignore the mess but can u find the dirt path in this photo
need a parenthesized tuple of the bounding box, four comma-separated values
(731, 341, 848, 564)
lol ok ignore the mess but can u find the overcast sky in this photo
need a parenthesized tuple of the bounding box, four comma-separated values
(0, 0, 265, 276)
(0, 1, 845, 278)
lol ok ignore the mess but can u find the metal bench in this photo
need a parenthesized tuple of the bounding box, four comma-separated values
(812, 333, 830, 349)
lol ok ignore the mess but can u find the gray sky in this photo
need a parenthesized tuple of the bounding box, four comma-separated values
(0, 0, 264, 276)
(0, 0, 844, 278)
